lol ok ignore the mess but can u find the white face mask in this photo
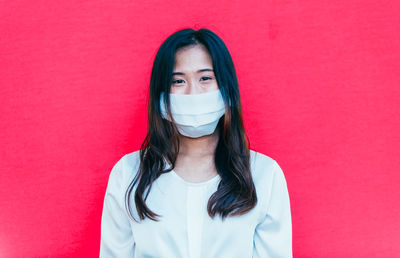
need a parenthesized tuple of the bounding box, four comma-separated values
(160, 89, 225, 138)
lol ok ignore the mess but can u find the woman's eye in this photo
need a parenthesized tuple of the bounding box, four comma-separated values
(201, 77, 212, 81)
(172, 79, 184, 84)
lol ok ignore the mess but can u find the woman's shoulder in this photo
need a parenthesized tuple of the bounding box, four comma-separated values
(111, 149, 141, 170)
(249, 149, 289, 218)
(249, 149, 285, 184)
(106, 150, 141, 188)
(123, 149, 142, 169)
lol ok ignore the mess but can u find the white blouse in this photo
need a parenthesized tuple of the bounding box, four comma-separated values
(100, 150, 292, 258)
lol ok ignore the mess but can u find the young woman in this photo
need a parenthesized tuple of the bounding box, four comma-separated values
(100, 28, 292, 258)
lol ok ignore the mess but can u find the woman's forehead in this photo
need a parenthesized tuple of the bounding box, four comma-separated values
(173, 45, 213, 73)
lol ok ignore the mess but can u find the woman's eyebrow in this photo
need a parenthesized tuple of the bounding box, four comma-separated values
(172, 68, 214, 75)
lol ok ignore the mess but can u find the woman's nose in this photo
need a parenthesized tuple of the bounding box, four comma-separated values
(186, 79, 202, 94)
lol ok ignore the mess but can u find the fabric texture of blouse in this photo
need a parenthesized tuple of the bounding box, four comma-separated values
(100, 149, 292, 258)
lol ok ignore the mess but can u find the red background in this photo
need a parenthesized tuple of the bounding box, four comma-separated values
(1, 0, 399, 257)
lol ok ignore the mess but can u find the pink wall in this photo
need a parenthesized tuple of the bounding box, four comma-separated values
(1, 0, 399, 257)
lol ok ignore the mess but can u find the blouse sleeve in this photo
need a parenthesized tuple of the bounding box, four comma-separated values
(253, 161, 293, 258)
(100, 155, 136, 257)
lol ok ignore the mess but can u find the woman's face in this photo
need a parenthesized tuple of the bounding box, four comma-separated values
(170, 44, 219, 94)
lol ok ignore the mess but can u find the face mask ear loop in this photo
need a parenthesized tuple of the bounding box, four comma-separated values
(162, 92, 179, 134)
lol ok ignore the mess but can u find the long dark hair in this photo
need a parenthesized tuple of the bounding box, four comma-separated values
(125, 28, 257, 222)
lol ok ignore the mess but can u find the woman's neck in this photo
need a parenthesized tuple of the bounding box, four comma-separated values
(178, 129, 219, 158)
